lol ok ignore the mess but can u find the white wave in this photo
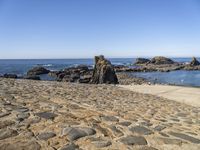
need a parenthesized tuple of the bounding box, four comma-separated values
(184, 62, 190, 65)
(42, 64, 53, 67)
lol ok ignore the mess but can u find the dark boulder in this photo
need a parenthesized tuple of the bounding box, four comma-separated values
(50, 65, 91, 83)
(27, 67, 50, 76)
(70, 73, 80, 80)
(79, 75, 92, 83)
(23, 75, 41, 80)
(56, 72, 67, 81)
(135, 58, 150, 65)
(62, 73, 80, 82)
(114, 65, 133, 72)
(91, 55, 118, 84)
(64, 65, 89, 75)
(190, 57, 200, 66)
(48, 71, 63, 77)
(3, 74, 17, 79)
(150, 56, 174, 65)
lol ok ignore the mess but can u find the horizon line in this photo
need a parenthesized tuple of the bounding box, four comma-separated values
(0, 56, 198, 60)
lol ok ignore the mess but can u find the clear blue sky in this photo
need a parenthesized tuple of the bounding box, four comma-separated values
(0, 0, 200, 59)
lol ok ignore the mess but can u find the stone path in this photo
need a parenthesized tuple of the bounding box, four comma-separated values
(0, 78, 200, 150)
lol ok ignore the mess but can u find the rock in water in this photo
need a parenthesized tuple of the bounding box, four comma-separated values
(27, 67, 50, 76)
(3, 74, 17, 79)
(190, 57, 200, 66)
(150, 56, 174, 65)
(135, 58, 150, 64)
(91, 55, 118, 84)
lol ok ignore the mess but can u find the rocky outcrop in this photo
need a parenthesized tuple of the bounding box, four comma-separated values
(150, 56, 174, 65)
(48, 65, 92, 83)
(91, 55, 118, 84)
(190, 57, 200, 66)
(135, 58, 150, 65)
(27, 67, 50, 76)
(3, 74, 17, 79)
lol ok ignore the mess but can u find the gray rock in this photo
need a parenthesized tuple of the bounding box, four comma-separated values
(190, 57, 200, 66)
(171, 118, 180, 122)
(159, 132, 170, 137)
(176, 113, 188, 117)
(78, 75, 91, 83)
(3, 74, 17, 79)
(101, 116, 119, 122)
(17, 113, 30, 120)
(169, 131, 200, 143)
(135, 146, 158, 150)
(150, 56, 175, 65)
(92, 123, 109, 137)
(92, 140, 112, 148)
(135, 58, 150, 65)
(0, 141, 41, 150)
(119, 135, 147, 145)
(59, 143, 79, 150)
(140, 121, 153, 127)
(91, 55, 118, 84)
(108, 125, 124, 137)
(26, 117, 41, 124)
(0, 129, 18, 140)
(37, 132, 56, 140)
(154, 125, 166, 131)
(129, 126, 153, 135)
(118, 121, 132, 126)
(157, 137, 184, 145)
(0, 112, 10, 118)
(15, 107, 29, 113)
(61, 127, 96, 141)
(0, 120, 15, 129)
(27, 66, 50, 76)
(35, 112, 58, 120)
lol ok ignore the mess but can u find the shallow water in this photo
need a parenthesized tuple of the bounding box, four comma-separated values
(133, 70, 200, 87)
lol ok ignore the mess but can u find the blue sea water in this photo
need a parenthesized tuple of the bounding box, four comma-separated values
(0, 58, 133, 76)
(1, 57, 200, 87)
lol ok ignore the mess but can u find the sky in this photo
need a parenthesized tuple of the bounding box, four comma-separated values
(0, 0, 200, 59)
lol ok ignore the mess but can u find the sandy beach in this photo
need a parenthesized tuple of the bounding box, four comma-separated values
(1, 78, 200, 150)
(119, 84, 200, 107)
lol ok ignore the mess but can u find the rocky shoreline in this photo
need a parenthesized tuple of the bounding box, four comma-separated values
(1, 56, 200, 86)
(116, 56, 200, 73)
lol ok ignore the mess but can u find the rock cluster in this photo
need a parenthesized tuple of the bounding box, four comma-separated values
(48, 56, 119, 84)
(135, 58, 150, 65)
(150, 56, 175, 65)
(27, 67, 50, 76)
(91, 55, 118, 84)
(49, 65, 92, 83)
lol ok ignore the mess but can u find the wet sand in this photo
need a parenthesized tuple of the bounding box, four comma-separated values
(0, 78, 200, 150)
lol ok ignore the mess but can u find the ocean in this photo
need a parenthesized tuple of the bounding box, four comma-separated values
(1, 58, 200, 87)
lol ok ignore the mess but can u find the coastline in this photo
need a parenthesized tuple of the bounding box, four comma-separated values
(1, 56, 200, 87)
(1, 78, 200, 149)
